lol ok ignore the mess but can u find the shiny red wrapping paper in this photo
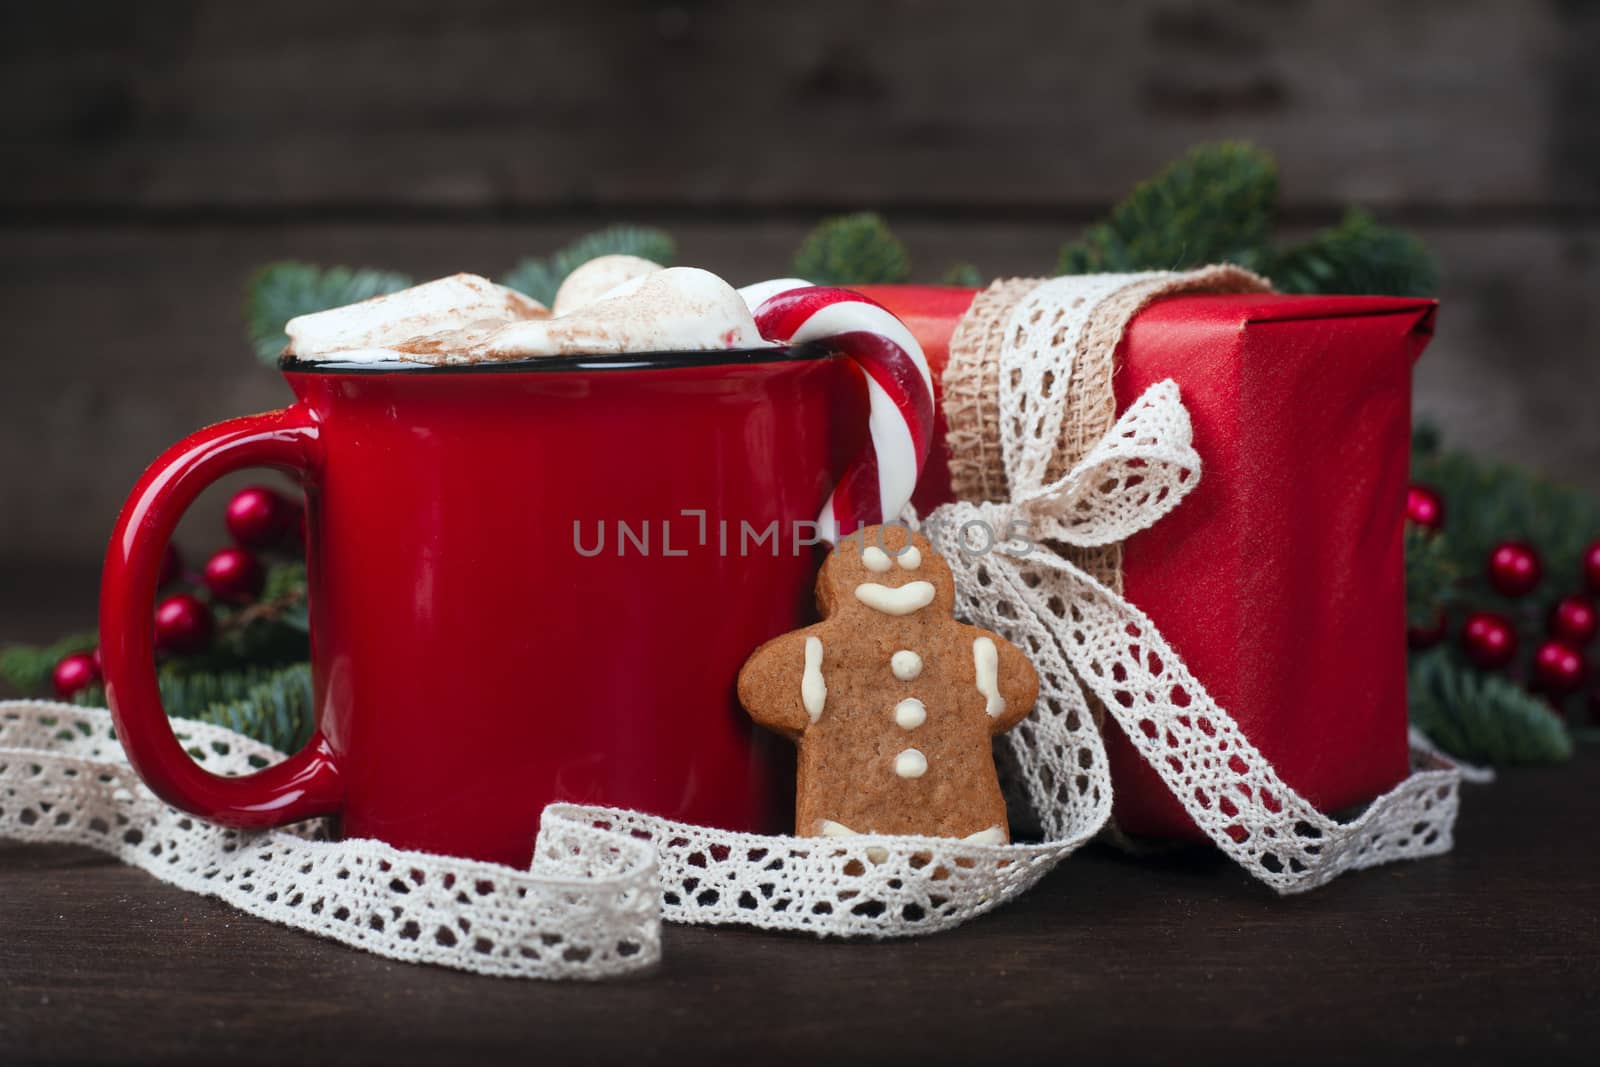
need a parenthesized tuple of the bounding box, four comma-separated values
(858, 286, 1436, 839)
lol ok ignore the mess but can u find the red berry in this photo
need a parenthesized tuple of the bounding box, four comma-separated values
(1486, 541, 1542, 598)
(1549, 595, 1599, 647)
(52, 651, 101, 700)
(1532, 639, 1586, 696)
(159, 543, 183, 587)
(1407, 612, 1447, 650)
(225, 486, 299, 550)
(1405, 484, 1445, 532)
(203, 546, 265, 603)
(154, 594, 214, 655)
(1584, 541, 1600, 597)
(1461, 611, 1518, 669)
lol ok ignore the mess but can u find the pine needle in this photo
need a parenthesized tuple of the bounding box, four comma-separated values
(1057, 141, 1278, 275)
(500, 225, 677, 305)
(1267, 209, 1438, 297)
(791, 212, 912, 286)
(1409, 649, 1573, 765)
(245, 262, 414, 364)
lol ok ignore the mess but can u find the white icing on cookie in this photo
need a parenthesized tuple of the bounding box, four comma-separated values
(890, 650, 923, 680)
(853, 581, 936, 616)
(962, 825, 1006, 846)
(897, 546, 922, 570)
(974, 636, 1005, 718)
(893, 697, 927, 730)
(861, 546, 893, 573)
(802, 636, 826, 723)
(893, 749, 928, 779)
(817, 819, 889, 862)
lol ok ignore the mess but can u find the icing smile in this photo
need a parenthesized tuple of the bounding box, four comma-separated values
(853, 581, 936, 616)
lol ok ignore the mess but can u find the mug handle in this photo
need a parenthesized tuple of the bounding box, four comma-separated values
(99, 406, 341, 828)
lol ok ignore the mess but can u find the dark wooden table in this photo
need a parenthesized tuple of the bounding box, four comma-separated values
(4, 718, 1598, 1065)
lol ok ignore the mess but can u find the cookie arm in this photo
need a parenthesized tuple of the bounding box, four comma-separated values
(736, 629, 824, 740)
(969, 626, 1039, 736)
(991, 631, 1039, 735)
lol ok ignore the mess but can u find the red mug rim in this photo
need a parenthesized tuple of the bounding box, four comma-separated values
(278, 342, 831, 375)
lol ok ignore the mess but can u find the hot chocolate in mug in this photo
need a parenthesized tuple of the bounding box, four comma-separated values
(100, 272, 930, 868)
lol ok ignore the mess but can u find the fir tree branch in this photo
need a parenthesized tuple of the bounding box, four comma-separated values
(1412, 445, 1600, 615)
(0, 631, 97, 696)
(189, 662, 315, 756)
(791, 212, 912, 286)
(500, 225, 677, 305)
(71, 662, 317, 755)
(1266, 209, 1438, 297)
(941, 262, 984, 288)
(1405, 525, 1458, 628)
(222, 563, 309, 635)
(1057, 141, 1278, 275)
(246, 262, 413, 364)
(1409, 649, 1573, 765)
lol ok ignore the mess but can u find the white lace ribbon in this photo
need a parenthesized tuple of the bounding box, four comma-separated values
(1, 698, 1104, 979)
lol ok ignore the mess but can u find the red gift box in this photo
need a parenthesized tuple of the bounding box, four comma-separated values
(858, 285, 1436, 840)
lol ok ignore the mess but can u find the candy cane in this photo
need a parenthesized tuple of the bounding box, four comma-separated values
(743, 282, 934, 542)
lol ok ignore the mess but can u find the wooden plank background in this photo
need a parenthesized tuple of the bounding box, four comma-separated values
(1, 0, 1596, 565)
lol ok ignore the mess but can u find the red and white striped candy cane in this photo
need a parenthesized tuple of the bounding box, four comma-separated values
(746, 283, 934, 542)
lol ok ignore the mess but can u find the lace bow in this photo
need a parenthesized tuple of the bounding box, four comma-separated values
(925, 377, 1460, 893)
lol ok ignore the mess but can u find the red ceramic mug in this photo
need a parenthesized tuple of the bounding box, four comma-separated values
(100, 346, 866, 866)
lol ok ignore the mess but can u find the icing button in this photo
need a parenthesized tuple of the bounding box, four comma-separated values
(893, 698, 927, 730)
(893, 749, 928, 779)
(890, 650, 923, 680)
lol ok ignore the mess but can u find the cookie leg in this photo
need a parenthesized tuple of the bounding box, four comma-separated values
(815, 818, 888, 864)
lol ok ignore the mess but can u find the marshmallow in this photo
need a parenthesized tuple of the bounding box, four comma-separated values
(552, 255, 663, 316)
(284, 265, 773, 364)
(484, 267, 769, 358)
(285, 274, 547, 362)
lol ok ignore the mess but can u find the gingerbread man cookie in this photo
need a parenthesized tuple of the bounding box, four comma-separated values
(738, 524, 1038, 844)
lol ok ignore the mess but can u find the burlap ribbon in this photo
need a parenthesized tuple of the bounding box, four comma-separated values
(944, 266, 1271, 592)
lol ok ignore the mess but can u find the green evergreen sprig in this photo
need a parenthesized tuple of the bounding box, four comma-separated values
(786, 144, 1435, 297)
(941, 262, 984, 288)
(1412, 444, 1600, 600)
(1267, 209, 1439, 298)
(500, 225, 677, 305)
(1056, 143, 1437, 296)
(0, 549, 307, 754)
(68, 662, 315, 756)
(1404, 433, 1599, 763)
(1057, 141, 1278, 276)
(791, 212, 911, 286)
(1409, 648, 1573, 765)
(246, 263, 414, 364)
(1405, 525, 1458, 629)
(0, 631, 98, 696)
(181, 662, 315, 756)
